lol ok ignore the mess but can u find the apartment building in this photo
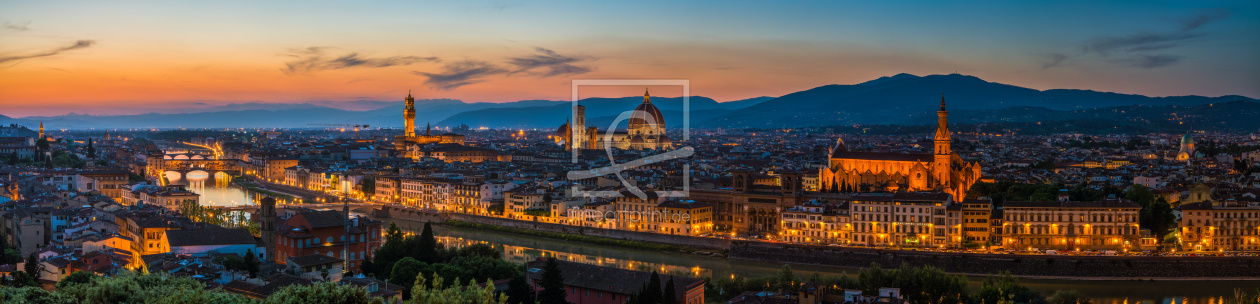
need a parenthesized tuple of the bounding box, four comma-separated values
(1178, 201, 1260, 251)
(1002, 197, 1142, 252)
(849, 193, 952, 248)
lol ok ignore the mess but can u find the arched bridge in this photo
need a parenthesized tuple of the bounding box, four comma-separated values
(148, 158, 245, 180)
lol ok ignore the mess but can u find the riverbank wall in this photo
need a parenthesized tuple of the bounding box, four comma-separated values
(444, 213, 732, 251)
(375, 206, 448, 222)
(728, 241, 1260, 279)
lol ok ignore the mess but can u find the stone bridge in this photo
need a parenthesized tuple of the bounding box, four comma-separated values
(148, 158, 245, 180)
(222, 203, 384, 215)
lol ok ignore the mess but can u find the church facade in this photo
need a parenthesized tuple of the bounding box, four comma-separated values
(818, 97, 982, 200)
(555, 89, 673, 151)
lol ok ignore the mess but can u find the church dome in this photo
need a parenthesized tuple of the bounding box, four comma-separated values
(660, 135, 671, 143)
(1181, 133, 1194, 144)
(556, 121, 570, 138)
(630, 135, 644, 143)
(629, 89, 665, 131)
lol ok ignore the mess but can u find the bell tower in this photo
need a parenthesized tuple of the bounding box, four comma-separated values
(934, 95, 951, 156)
(404, 91, 416, 137)
(934, 95, 953, 189)
(260, 197, 277, 263)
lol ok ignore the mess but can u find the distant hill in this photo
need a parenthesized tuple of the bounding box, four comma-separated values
(704, 73, 1254, 128)
(4, 73, 1253, 131)
(435, 96, 759, 129)
(835, 101, 1260, 135)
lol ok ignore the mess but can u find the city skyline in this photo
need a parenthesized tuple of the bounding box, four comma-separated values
(2, 0, 1259, 117)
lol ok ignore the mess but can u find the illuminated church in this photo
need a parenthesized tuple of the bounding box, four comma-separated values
(818, 97, 982, 200)
(555, 89, 673, 150)
(394, 92, 465, 150)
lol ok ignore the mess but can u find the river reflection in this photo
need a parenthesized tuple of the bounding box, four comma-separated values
(375, 217, 1260, 304)
(164, 170, 297, 207)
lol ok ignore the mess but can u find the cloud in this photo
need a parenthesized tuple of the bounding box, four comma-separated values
(506, 47, 594, 77)
(413, 60, 508, 90)
(1041, 53, 1069, 69)
(1128, 55, 1182, 69)
(1042, 10, 1232, 70)
(1179, 8, 1231, 31)
(0, 40, 96, 65)
(1084, 32, 1202, 56)
(282, 47, 440, 75)
(4, 21, 30, 31)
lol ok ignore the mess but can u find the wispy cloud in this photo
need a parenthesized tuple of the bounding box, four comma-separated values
(4, 21, 30, 31)
(0, 40, 96, 65)
(282, 47, 440, 75)
(1084, 32, 1201, 56)
(1128, 54, 1182, 69)
(1179, 8, 1231, 31)
(506, 47, 594, 77)
(1041, 9, 1230, 70)
(413, 60, 508, 90)
(1041, 53, 1069, 69)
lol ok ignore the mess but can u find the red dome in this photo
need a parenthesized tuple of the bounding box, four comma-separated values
(629, 91, 665, 131)
(556, 122, 570, 137)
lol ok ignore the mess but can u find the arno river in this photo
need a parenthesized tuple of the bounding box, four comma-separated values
(169, 158, 1259, 304)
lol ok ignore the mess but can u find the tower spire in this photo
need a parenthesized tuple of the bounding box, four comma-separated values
(644, 88, 651, 103)
(940, 93, 945, 111)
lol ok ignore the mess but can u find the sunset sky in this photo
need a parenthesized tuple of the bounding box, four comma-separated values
(1, 0, 1257, 117)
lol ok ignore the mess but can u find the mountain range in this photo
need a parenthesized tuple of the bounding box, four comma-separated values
(1, 73, 1253, 131)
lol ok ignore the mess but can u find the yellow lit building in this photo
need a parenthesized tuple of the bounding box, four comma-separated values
(818, 97, 982, 200)
(1178, 201, 1260, 252)
(1002, 199, 1142, 252)
(961, 198, 993, 244)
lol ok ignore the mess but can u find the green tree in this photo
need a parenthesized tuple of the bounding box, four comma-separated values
(537, 258, 568, 304)
(87, 138, 96, 159)
(24, 253, 43, 279)
(776, 264, 796, 291)
(1046, 289, 1092, 304)
(661, 276, 677, 304)
(392, 257, 425, 300)
(453, 243, 501, 260)
(0, 231, 21, 265)
(504, 273, 535, 304)
(36, 138, 50, 151)
(418, 222, 439, 262)
(1142, 197, 1177, 238)
(56, 271, 97, 289)
(360, 251, 375, 277)
(265, 281, 384, 304)
(1125, 185, 1155, 208)
(360, 177, 376, 195)
(244, 249, 260, 277)
(372, 222, 406, 280)
(976, 271, 1047, 304)
(56, 271, 254, 304)
(0, 286, 75, 304)
(406, 275, 508, 304)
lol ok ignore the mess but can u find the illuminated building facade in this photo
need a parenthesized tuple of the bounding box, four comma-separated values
(818, 97, 982, 200)
(1002, 199, 1142, 252)
(394, 93, 465, 150)
(555, 90, 673, 150)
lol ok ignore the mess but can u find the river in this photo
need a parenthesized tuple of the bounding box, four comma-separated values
(372, 217, 1259, 304)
